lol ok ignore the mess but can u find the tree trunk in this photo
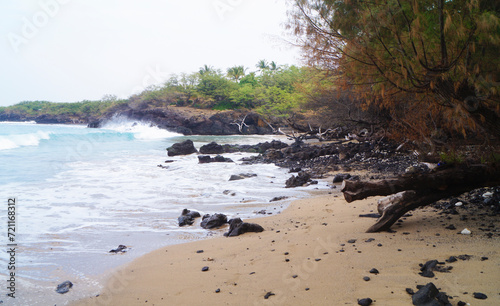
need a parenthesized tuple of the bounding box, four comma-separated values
(341, 164, 500, 232)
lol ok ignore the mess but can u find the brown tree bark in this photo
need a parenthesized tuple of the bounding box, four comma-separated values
(341, 165, 500, 232)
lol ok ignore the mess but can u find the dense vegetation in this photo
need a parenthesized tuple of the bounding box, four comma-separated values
(0, 99, 127, 122)
(288, 0, 500, 147)
(125, 61, 311, 119)
(0, 61, 326, 123)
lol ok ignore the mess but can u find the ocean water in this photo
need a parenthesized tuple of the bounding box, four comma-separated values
(0, 118, 329, 305)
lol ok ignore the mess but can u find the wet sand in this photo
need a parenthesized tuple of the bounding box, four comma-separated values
(73, 189, 499, 305)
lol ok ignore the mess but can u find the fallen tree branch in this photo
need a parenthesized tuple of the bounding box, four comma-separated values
(341, 164, 500, 232)
(231, 114, 249, 133)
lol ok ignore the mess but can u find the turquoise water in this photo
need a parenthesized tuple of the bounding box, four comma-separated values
(0, 119, 329, 305)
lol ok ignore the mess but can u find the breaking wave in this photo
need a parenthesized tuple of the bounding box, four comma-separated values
(0, 131, 52, 151)
(100, 116, 181, 140)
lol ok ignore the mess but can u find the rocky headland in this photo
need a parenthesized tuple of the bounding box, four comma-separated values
(87, 105, 276, 135)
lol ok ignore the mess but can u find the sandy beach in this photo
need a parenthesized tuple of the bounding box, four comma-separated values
(73, 186, 499, 306)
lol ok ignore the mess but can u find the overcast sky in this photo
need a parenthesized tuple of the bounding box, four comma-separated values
(0, 0, 302, 107)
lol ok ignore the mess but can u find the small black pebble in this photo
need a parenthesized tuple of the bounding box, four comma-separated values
(363, 276, 370, 281)
(473, 292, 487, 299)
(315, 258, 321, 261)
(215, 289, 220, 293)
(446, 256, 457, 263)
(201, 266, 209, 272)
(369, 268, 379, 274)
(264, 292, 275, 299)
(405, 288, 414, 295)
(292, 275, 298, 278)
(196, 250, 204, 253)
(481, 256, 488, 261)
(457, 301, 466, 306)
(377, 243, 382, 247)
(348, 239, 357, 243)
(285, 259, 290, 262)
(357, 297, 373, 306)
(284, 252, 289, 255)
(305, 288, 310, 291)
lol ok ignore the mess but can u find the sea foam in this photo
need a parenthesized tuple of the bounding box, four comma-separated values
(0, 131, 51, 151)
(101, 116, 181, 140)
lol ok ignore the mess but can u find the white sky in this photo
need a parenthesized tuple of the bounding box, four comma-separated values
(0, 0, 301, 106)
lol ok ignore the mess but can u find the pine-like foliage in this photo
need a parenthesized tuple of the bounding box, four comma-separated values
(288, 0, 500, 143)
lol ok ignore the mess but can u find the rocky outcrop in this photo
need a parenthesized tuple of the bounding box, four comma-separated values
(178, 209, 201, 226)
(229, 173, 257, 181)
(224, 218, 264, 237)
(198, 155, 233, 163)
(89, 106, 276, 135)
(200, 213, 228, 229)
(56, 281, 73, 294)
(222, 140, 288, 153)
(200, 142, 224, 154)
(109, 245, 128, 253)
(285, 171, 312, 188)
(167, 140, 198, 156)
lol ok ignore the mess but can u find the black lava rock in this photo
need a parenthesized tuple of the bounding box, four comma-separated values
(200, 213, 228, 229)
(369, 268, 379, 274)
(198, 155, 233, 163)
(473, 292, 487, 299)
(109, 245, 127, 253)
(357, 298, 373, 306)
(436, 292, 451, 305)
(264, 292, 275, 299)
(229, 173, 257, 181)
(56, 281, 73, 294)
(200, 142, 224, 154)
(224, 218, 264, 237)
(333, 173, 351, 183)
(412, 283, 439, 305)
(178, 209, 201, 226)
(167, 140, 197, 156)
(285, 171, 312, 188)
(419, 260, 438, 278)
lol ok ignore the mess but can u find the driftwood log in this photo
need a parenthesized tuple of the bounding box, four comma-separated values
(341, 165, 500, 232)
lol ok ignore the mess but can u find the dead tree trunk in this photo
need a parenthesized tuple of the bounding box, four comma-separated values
(341, 165, 500, 232)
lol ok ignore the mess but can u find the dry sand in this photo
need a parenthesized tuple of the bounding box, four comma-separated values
(74, 189, 499, 306)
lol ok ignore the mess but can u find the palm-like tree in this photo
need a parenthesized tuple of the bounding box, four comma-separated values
(227, 66, 246, 82)
(199, 65, 214, 76)
(256, 59, 270, 71)
(269, 61, 278, 71)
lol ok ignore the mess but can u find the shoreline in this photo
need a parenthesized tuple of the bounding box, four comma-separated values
(73, 187, 499, 306)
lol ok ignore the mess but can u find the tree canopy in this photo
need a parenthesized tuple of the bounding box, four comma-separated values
(288, 0, 500, 142)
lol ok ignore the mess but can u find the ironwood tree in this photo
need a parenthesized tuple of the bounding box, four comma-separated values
(288, 0, 500, 146)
